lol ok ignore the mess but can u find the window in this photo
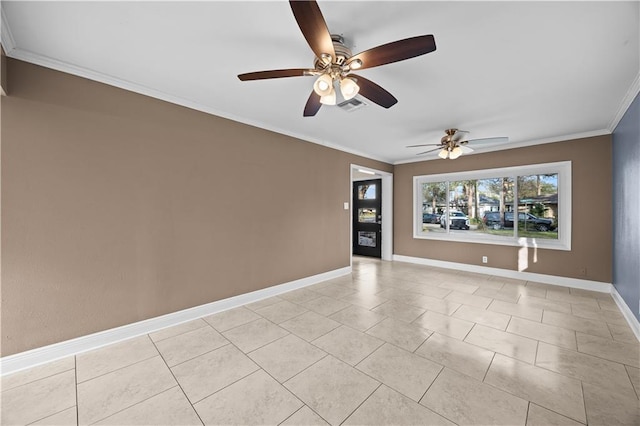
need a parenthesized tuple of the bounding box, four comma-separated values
(358, 183, 377, 200)
(413, 161, 571, 250)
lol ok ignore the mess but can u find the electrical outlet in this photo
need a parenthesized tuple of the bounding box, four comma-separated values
(482, 256, 488, 264)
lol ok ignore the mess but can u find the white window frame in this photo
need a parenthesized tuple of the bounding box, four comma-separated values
(413, 161, 571, 251)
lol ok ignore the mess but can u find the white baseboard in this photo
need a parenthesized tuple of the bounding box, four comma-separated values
(0, 266, 351, 376)
(393, 255, 612, 293)
(611, 286, 640, 342)
(394, 255, 640, 342)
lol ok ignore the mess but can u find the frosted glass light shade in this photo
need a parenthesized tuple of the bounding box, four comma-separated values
(449, 146, 463, 159)
(340, 77, 360, 100)
(438, 149, 449, 159)
(320, 89, 336, 105)
(349, 59, 363, 70)
(313, 74, 334, 96)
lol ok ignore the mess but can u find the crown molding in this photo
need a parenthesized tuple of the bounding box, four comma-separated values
(392, 129, 611, 165)
(0, 5, 16, 53)
(6, 47, 392, 165)
(608, 72, 640, 132)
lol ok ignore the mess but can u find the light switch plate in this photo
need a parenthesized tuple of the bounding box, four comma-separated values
(343, 202, 349, 210)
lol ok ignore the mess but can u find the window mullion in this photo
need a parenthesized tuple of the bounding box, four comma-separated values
(513, 174, 518, 241)
(445, 181, 450, 233)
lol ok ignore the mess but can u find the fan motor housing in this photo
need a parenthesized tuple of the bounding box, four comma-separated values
(314, 35, 353, 68)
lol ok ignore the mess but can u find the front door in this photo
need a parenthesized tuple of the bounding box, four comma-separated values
(353, 179, 382, 258)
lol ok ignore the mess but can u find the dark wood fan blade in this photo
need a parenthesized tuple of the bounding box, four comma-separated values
(406, 143, 440, 148)
(347, 35, 436, 70)
(417, 147, 443, 155)
(290, 1, 335, 63)
(303, 91, 322, 117)
(238, 69, 311, 81)
(349, 74, 397, 108)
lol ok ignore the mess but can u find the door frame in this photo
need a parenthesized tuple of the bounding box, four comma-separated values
(350, 164, 393, 264)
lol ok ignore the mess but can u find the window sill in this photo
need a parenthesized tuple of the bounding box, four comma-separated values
(412, 232, 571, 251)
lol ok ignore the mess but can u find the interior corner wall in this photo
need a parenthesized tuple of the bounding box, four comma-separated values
(393, 135, 613, 283)
(0, 59, 392, 356)
(612, 93, 640, 321)
(1, 45, 7, 95)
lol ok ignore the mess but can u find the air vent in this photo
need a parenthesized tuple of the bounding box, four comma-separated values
(337, 97, 367, 112)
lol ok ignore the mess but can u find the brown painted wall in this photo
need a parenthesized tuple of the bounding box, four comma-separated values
(1, 59, 391, 356)
(394, 135, 612, 283)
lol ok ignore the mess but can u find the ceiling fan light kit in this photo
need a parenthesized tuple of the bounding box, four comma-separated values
(409, 129, 508, 160)
(320, 89, 337, 105)
(313, 74, 333, 97)
(238, 0, 436, 116)
(339, 77, 359, 100)
(449, 146, 463, 159)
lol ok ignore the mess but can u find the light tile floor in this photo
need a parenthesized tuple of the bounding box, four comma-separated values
(2, 257, 639, 425)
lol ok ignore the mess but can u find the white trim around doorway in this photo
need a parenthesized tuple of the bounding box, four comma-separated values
(350, 165, 393, 263)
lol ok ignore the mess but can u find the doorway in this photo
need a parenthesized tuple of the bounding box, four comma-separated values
(353, 179, 382, 258)
(350, 165, 393, 262)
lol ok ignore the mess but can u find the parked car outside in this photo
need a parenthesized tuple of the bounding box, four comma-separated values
(483, 211, 555, 231)
(422, 213, 441, 224)
(440, 211, 470, 230)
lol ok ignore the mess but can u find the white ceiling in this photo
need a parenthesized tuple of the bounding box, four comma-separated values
(2, 1, 638, 164)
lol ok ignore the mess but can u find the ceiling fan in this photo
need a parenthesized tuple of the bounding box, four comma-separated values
(237, 1, 436, 117)
(407, 129, 509, 160)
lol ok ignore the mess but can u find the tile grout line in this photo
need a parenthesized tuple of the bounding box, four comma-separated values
(277, 405, 316, 426)
(88, 385, 183, 426)
(75, 356, 79, 426)
(203, 310, 262, 334)
(624, 366, 640, 400)
(150, 320, 209, 344)
(148, 338, 206, 425)
(162, 342, 231, 370)
(522, 347, 636, 394)
(417, 365, 444, 403)
(215, 315, 266, 335)
(481, 352, 589, 425)
(280, 353, 331, 388)
(579, 380, 588, 425)
(530, 402, 589, 426)
(415, 368, 461, 426)
(187, 351, 263, 406)
(572, 342, 640, 373)
(306, 322, 349, 343)
(461, 322, 477, 341)
(1, 365, 76, 394)
(254, 305, 311, 328)
(338, 382, 383, 425)
(482, 353, 496, 382)
(448, 303, 463, 317)
(76, 353, 159, 385)
(412, 331, 435, 354)
(24, 405, 77, 426)
(220, 351, 311, 425)
(505, 314, 514, 331)
(222, 316, 295, 354)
